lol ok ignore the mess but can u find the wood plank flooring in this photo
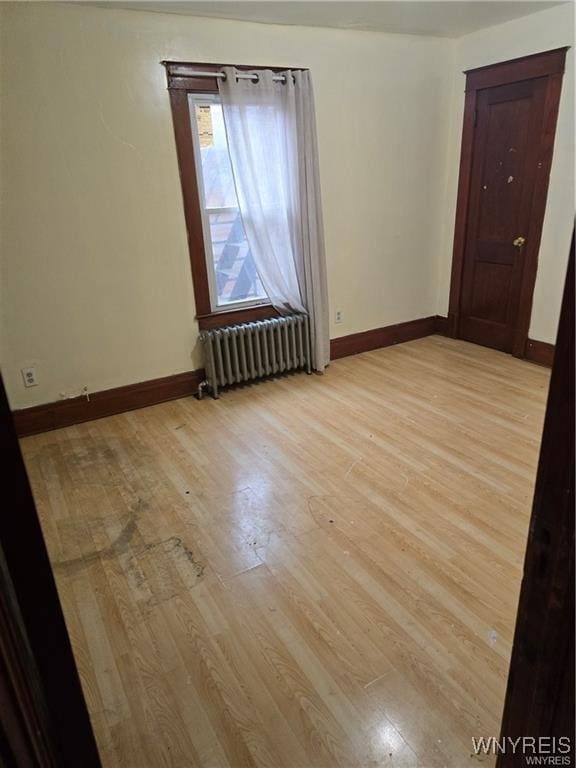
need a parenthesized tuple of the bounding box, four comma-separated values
(20, 336, 550, 768)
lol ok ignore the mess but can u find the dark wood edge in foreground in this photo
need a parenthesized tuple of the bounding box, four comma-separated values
(1, 375, 102, 766)
(497, 232, 574, 768)
(12, 316, 554, 437)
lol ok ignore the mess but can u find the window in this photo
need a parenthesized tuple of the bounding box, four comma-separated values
(163, 62, 284, 329)
(188, 94, 268, 311)
(166, 62, 311, 328)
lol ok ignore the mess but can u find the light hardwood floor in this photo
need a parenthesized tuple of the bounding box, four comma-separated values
(20, 336, 550, 768)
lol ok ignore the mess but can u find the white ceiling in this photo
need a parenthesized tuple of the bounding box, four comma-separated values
(90, 1, 568, 38)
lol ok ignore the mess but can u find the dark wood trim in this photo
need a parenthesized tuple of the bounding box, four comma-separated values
(439, 311, 554, 366)
(330, 316, 437, 360)
(162, 61, 307, 91)
(0, 556, 57, 767)
(448, 88, 477, 339)
(1, 376, 102, 766)
(525, 338, 555, 367)
(13, 319, 555, 438)
(512, 66, 565, 357)
(12, 370, 205, 437)
(167, 87, 212, 317)
(448, 47, 567, 353)
(197, 304, 280, 330)
(497, 232, 574, 767)
(164, 62, 220, 93)
(436, 314, 554, 365)
(434, 315, 449, 336)
(164, 61, 293, 327)
(14, 317, 442, 436)
(465, 47, 568, 92)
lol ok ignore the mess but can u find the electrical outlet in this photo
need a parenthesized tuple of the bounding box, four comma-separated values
(335, 310, 343, 324)
(21, 366, 39, 387)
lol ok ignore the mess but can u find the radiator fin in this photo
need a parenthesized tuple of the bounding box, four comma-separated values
(200, 314, 311, 398)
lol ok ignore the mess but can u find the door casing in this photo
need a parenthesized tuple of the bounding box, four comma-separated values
(448, 47, 568, 357)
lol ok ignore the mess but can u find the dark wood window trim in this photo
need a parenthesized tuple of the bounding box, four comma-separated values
(447, 47, 568, 357)
(163, 61, 304, 330)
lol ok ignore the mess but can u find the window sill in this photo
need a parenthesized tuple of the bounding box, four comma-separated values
(197, 304, 279, 330)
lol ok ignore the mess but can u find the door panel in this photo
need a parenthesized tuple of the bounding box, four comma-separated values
(460, 77, 548, 352)
(469, 262, 511, 324)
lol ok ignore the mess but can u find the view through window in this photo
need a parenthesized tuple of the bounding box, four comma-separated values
(190, 97, 268, 309)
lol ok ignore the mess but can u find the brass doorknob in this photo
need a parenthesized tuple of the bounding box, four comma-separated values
(513, 236, 526, 247)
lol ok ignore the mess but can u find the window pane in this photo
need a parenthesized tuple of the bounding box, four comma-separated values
(208, 209, 267, 305)
(195, 103, 238, 209)
(193, 101, 268, 307)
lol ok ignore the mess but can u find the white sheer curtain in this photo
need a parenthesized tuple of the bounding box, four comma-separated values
(218, 67, 330, 371)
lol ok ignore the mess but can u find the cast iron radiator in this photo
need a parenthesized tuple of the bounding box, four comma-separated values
(199, 314, 311, 398)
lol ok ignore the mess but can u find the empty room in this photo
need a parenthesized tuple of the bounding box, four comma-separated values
(1, 1, 574, 767)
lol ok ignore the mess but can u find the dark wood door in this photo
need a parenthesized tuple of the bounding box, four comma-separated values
(460, 77, 548, 352)
(449, 48, 567, 357)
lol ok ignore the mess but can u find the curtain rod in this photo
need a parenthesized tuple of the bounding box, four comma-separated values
(185, 70, 290, 83)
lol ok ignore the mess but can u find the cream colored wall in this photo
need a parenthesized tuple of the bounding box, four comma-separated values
(2, 4, 572, 410)
(437, 3, 575, 344)
(0, 2, 454, 408)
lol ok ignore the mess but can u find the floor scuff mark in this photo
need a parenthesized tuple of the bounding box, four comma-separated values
(141, 536, 205, 579)
(344, 457, 363, 479)
(53, 501, 206, 598)
(53, 500, 144, 575)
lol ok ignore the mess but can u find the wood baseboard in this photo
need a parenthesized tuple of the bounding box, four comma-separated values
(433, 314, 554, 367)
(330, 316, 439, 360)
(525, 338, 555, 367)
(12, 370, 205, 437)
(434, 315, 449, 335)
(12, 314, 465, 437)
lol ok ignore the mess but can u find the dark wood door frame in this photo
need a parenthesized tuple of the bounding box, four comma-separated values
(497, 230, 574, 766)
(448, 47, 568, 357)
(0, 376, 101, 767)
